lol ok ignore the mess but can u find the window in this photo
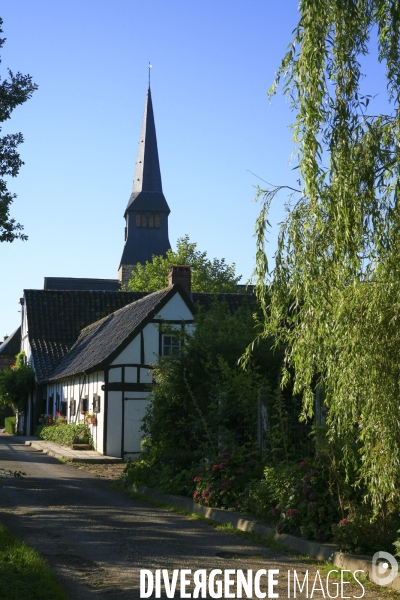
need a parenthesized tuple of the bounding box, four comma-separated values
(70, 399, 76, 416)
(82, 396, 89, 413)
(162, 334, 181, 356)
(135, 212, 160, 228)
(93, 395, 101, 413)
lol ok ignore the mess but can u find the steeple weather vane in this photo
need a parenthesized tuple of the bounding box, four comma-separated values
(148, 62, 152, 88)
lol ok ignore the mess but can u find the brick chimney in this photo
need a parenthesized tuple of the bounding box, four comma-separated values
(168, 265, 191, 296)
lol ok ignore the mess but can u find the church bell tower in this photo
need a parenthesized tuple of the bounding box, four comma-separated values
(118, 85, 171, 287)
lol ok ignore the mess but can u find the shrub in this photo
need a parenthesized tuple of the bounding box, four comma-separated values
(123, 452, 198, 496)
(38, 423, 92, 447)
(192, 447, 263, 511)
(0, 352, 34, 413)
(4, 416, 16, 435)
(266, 456, 341, 542)
(333, 507, 400, 555)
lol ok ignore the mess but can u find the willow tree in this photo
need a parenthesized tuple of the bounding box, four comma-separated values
(251, 1, 400, 507)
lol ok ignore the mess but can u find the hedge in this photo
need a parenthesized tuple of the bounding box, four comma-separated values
(38, 422, 92, 447)
(4, 416, 16, 435)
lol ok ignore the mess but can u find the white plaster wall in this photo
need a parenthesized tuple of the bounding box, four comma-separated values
(111, 334, 141, 365)
(85, 372, 105, 454)
(109, 367, 122, 382)
(158, 293, 193, 320)
(45, 372, 105, 454)
(21, 301, 32, 365)
(140, 368, 152, 384)
(125, 367, 137, 383)
(143, 323, 158, 364)
(107, 391, 123, 457)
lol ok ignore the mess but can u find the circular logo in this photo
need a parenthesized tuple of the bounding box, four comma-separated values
(372, 552, 398, 586)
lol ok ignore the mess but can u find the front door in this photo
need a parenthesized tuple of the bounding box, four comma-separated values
(123, 395, 149, 459)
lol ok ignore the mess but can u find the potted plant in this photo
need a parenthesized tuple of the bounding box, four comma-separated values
(55, 411, 67, 426)
(85, 412, 97, 425)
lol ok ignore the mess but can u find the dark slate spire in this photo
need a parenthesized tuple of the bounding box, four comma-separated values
(131, 88, 163, 195)
(119, 85, 171, 284)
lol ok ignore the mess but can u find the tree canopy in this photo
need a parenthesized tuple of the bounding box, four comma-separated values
(250, 1, 400, 507)
(0, 17, 37, 242)
(0, 352, 34, 413)
(127, 234, 242, 293)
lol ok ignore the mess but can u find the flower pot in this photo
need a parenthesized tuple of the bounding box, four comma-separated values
(86, 417, 97, 425)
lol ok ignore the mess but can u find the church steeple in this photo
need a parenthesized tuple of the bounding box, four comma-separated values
(119, 84, 171, 287)
(131, 87, 163, 195)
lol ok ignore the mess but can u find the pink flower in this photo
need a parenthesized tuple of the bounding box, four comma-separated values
(202, 489, 210, 498)
(340, 519, 350, 527)
(300, 461, 309, 468)
(193, 491, 200, 500)
(193, 476, 201, 482)
(272, 507, 280, 518)
(220, 480, 232, 490)
(212, 464, 220, 472)
(285, 509, 297, 518)
(219, 462, 228, 469)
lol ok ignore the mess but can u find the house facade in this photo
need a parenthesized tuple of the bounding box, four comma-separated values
(44, 280, 194, 458)
(21, 268, 195, 458)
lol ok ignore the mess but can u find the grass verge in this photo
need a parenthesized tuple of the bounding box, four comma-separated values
(0, 524, 68, 600)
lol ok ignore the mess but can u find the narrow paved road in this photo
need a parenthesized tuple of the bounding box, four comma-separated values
(0, 435, 386, 599)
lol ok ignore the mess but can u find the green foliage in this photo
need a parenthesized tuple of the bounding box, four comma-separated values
(0, 524, 68, 599)
(123, 455, 197, 496)
(248, 0, 400, 509)
(4, 416, 15, 435)
(0, 353, 35, 413)
(38, 422, 92, 447)
(127, 234, 242, 293)
(266, 457, 340, 543)
(141, 301, 280, 471)
(333, 509, 400, 556)
(192, 448, 263, 511)
(0, 18, 37, 242)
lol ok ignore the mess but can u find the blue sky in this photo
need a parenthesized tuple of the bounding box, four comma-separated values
(0, 1, 387, 337)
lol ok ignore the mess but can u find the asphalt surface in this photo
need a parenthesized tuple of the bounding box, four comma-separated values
(0, 435, 389, 600)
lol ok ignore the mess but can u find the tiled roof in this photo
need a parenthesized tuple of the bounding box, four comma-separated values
(192, 292, 257, 313)
(25, 288, 256, 383)
(48, 286, 189, 381)
(44, 277, 121, 291)
(25, 289, 147, 382)
(0, 326, 21, 356)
